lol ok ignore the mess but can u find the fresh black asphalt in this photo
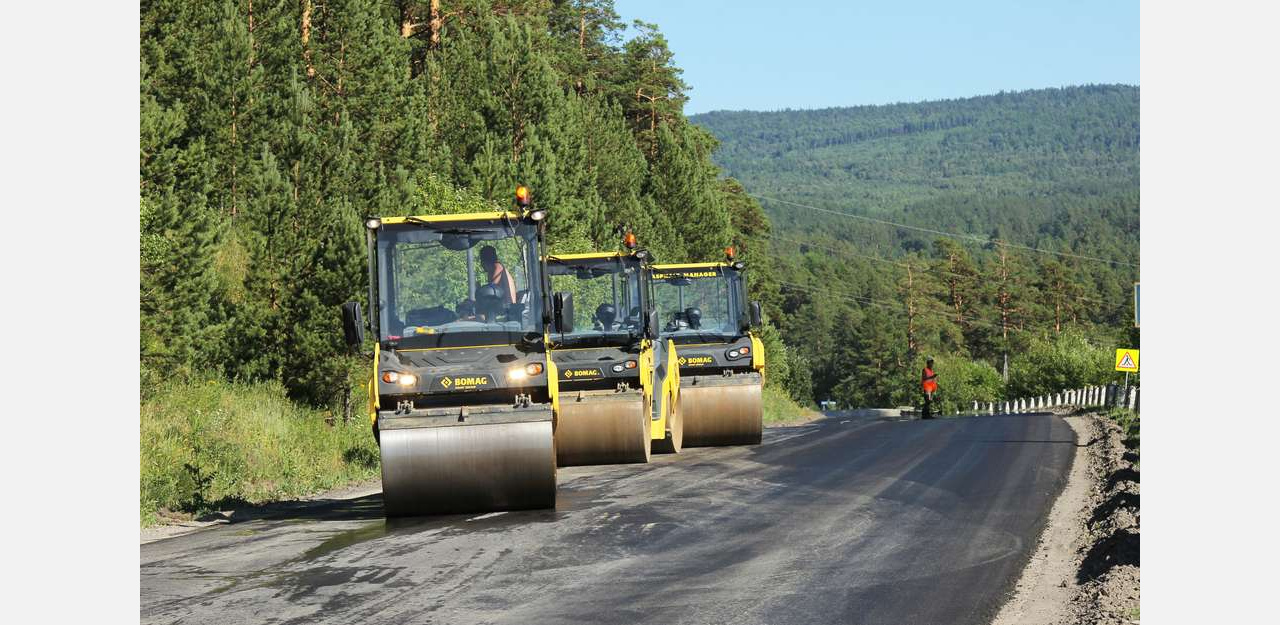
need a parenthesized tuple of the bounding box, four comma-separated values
(140, 412, 1076, 625)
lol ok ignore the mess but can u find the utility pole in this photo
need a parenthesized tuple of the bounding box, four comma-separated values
(996, 243, 1012, 382)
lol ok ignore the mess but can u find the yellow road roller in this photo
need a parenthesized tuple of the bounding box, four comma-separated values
(651, 248, 765, 447)
(546, 234, 682, 466)
(341, 187, 560, 517)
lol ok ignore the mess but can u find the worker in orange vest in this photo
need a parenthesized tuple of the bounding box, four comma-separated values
(921, 358, 938, 419)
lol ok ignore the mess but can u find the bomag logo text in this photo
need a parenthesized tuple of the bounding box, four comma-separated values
(653, 271, 718, 279)
(563, 368, 602, 379)
(679, 355, 715, 367)
(441, 376, 490, 389)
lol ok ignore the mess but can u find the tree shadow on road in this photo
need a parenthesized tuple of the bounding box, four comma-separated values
(194, 493, 386, 525)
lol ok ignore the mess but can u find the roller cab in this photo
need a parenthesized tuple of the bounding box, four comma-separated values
(652, 252, 765, 447)
(344, 198, 558, 517)
(546, 245, 682, 465)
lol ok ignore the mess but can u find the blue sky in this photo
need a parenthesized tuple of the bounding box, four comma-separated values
(614, 0, 1139, 114)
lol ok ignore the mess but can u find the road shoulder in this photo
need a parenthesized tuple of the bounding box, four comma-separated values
(140, 479, 382, 545)
(991, 413, 1141, 625)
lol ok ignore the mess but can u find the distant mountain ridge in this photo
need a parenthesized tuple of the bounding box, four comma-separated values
(691, 84, 1138, 218)
(690, 84, 1138, 269)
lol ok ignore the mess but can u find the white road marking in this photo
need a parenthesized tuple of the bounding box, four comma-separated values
(467, 512, 508, 522)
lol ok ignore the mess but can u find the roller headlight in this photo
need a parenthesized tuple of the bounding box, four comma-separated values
(611, 364, 625, 373)
(365, 218, 381, 229)
(382, 371, 417, 386)
(510, 362, 544, 381)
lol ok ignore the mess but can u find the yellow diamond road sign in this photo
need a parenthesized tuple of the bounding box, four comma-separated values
(1114, 348, 1139, 373)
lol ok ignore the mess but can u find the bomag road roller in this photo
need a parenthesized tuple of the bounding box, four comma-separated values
(341, 187, 562, 517)
(544, 233, 682, 466)
(651, 247, 766, 447)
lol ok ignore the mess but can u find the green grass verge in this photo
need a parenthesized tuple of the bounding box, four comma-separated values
(762, 386, 822, 425)
(140, 379, 380, 527)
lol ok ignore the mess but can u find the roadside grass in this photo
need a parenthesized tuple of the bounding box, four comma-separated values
(763, 386, 821, 425)
(140, 378, 380, 527)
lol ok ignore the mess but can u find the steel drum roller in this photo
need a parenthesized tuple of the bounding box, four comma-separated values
(555, 392, 649, 466)
(681, 377, 763, 447)
(380, 421, 556, 517)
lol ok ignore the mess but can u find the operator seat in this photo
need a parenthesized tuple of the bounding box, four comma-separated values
(475, 284, 504, 322)
(594, 303, 617, 331)
(684, 307, 702, 330)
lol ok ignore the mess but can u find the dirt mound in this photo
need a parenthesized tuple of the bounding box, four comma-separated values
(991, 412, 1140, 625)
(1066, 415, 1140, 624)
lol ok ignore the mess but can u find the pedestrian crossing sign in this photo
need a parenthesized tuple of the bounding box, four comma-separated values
(1114, 348, 1139, 372)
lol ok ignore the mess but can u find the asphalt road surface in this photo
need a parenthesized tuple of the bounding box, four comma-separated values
(141, 413, 1076, 625)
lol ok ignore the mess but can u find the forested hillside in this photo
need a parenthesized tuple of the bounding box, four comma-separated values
(141, 0, 796, 414)
(692, 86, 1140, 409)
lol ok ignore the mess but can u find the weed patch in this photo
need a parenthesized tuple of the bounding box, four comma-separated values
(140, 378, 380, 527)
(763, 386, 821, 425)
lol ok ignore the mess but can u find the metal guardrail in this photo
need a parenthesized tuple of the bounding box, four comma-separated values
(972, 383, 1140, 415)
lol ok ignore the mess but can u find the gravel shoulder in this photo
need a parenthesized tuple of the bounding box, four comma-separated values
(991, 412, 1141, 625)
(140, 479, 383, 545)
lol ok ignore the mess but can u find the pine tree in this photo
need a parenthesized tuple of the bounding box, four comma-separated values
(620, 21, 688, 158)
(648, 122, 729, 260)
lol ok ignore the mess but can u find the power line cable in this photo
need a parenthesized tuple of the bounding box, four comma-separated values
(776, 280, 1127, 345)
(768, 234, 1126, 310)
(752, 193, 1139, 268)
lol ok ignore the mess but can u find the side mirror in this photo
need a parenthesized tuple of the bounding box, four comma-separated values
(645, 309, 660, 339)
(749, 301, 763, 329)
(341, 301, 365, 349)
(553, 292, 574, 333)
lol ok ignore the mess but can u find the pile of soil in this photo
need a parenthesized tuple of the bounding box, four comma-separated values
(1066, 415, 1140, 624)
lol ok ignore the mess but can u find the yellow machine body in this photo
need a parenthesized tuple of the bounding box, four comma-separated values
(546, 251, 682, 464)
(651, 261, 764, 447)
(361, 211, 559, 516)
